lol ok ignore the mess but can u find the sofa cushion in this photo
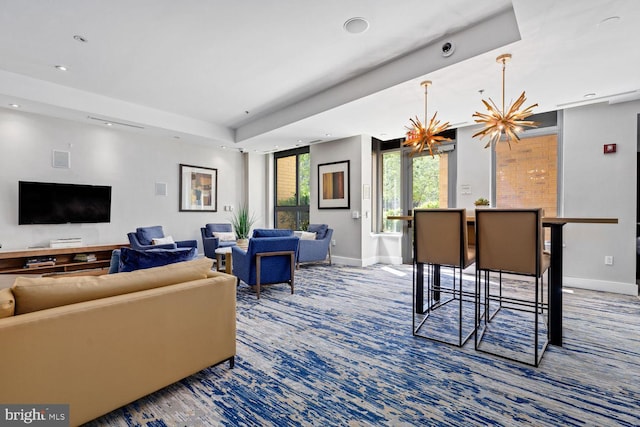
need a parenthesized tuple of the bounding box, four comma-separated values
(11, 257, 213, 315)
(307, 224, 328, 240)
(0, 287, 15, 318)
(137, 225, 165, 245)
(252, 229, 293, 238)
(108, 249, 121, 274)
(118, 247, 197, 273)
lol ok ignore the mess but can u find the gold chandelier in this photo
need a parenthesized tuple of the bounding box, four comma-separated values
(472, 53, 538, 148)
(403, 80, 451, 157)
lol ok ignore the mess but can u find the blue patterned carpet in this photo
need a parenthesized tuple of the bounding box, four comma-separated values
(86, 264, 640, 426)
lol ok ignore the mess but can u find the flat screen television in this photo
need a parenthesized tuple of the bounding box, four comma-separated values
(18, 181, 112, 225)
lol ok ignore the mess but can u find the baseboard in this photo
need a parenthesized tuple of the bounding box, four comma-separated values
(563, 276, 638, 296)
(331, 256, 363, 267)
(375, 256, 403, 265)
(332, 256, 404, 267)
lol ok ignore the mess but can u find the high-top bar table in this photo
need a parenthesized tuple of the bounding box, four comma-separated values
(388, 215, 618, 346)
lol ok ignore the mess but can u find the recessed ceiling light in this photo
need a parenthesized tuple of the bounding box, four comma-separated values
(343, 17, 369, 34)
(584, 93, 596, 98)
(221, 146, 227, 149)
(55, 65, 68, 71)
(297, 139, 303, 143)
(325, 133, 331, 137)
(9, 103, 20, 108)
(73, 34, 88, 43)
(104, 122, 112, 126)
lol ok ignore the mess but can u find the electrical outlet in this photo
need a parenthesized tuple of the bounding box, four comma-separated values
(604, 256, 614, 265)
(331, 239, 336, 246)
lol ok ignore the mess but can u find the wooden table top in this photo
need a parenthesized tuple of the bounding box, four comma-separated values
(387, 215, 618, 224)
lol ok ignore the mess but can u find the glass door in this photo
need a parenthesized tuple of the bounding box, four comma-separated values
(401, 150, 453, 263)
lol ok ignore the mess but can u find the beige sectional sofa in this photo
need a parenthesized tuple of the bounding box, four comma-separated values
(0, 257, 237, 426)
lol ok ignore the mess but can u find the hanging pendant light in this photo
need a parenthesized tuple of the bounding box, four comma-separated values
(403, 80, 451, 157)
(472, 53, 538, 148)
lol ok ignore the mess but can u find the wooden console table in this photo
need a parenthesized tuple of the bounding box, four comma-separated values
(0, 243, 129, 276)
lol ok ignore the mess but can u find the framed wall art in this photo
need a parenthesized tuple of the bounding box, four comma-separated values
(318, 160, 350, 209)
(179, 164, 217, 212)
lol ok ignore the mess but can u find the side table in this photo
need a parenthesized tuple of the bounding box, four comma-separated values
(215, 247, 233, 274)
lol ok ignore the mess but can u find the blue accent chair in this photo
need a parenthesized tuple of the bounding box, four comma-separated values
(232, 234, 299, 299)
(252, 228, 294, 238)
(201, 223, 237, 259)
(296, 224, 333, 268)
(127, 225, 197, 251)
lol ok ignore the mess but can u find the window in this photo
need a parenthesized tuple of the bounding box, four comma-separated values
(493, 112, 560, 219)
(495, 133, 558, 218)
(274, 147, 310, 230)
(382, 150, 402, 232)
(412, 152, 449, 210)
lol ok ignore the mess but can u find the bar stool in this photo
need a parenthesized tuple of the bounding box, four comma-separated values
(413, 208, 476, 346)
(474, 208, 550, 366)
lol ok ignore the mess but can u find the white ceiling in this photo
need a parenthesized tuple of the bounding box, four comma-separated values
(1, 0, 639, 153)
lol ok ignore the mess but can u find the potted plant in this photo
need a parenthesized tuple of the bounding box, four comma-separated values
(230, 205, 257, 250)
(474, 197, 490, 207)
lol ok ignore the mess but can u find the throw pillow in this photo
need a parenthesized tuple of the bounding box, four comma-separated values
(0, 287, 15, 318)
(118, 247, 197, 273)
(152, 235, 175, 245)
(213, 232, 236, 242)
(299, 231, 317, 240)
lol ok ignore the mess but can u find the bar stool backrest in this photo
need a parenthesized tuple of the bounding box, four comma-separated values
(414, 208, 473, 268)
(475, 208, 543, 276)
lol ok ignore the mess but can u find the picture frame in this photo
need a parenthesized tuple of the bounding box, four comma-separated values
(318, 160, 350, 209)
(179, 164, 218, 212)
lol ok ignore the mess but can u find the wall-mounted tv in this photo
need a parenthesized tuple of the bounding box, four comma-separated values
(19, 181, 112, 225)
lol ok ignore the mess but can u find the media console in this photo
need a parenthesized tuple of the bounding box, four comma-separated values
(0, 243, 128, 275)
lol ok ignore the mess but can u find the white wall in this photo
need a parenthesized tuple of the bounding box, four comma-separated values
(561, 101, 638, 294)
(359, 136, 377, 265)
(310, 136, 365, 265)
(456, 126, 492, 211)
(0, 109, 244, 252)
(244, 152, 270, 230)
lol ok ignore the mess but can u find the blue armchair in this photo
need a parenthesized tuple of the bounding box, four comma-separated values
(127, 225, 197, 251)
(201, 223, 237, 259)
(296, 224, 333, 268)
(232, 233, 299, 299)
